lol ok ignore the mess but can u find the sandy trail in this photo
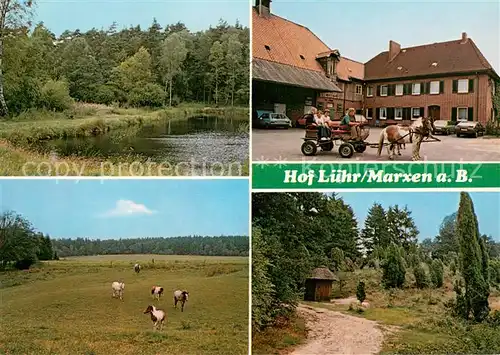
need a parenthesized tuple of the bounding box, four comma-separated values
(291, 304, 384, 355)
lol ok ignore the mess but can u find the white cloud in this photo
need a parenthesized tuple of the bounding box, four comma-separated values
(101, 200, 156, 217)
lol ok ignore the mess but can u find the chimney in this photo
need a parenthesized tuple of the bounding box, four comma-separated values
(460, 32, 468, 44)
(388, 40, 401, 62)
(256, 0, 271, 16)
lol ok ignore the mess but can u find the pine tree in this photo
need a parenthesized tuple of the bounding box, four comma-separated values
(456, 192, 490, 321)
(360, 203, 389, 256)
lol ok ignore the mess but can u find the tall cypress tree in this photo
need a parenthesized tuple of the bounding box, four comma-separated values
(456, 192, 490, 321)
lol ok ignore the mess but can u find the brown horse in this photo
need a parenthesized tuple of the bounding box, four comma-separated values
(377, 117, 435, 160)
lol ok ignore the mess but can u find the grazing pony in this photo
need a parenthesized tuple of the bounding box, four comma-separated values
(134, 263, 141, 273)
(173, 290, 189, 312)
(111, 281, 125, 300)
(151, 286, 164, 300)
(143, 305, 166, 331)
(377, 117, 435, 161)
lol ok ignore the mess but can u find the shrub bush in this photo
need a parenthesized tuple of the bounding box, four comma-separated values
(381, 243, 406, 289)
(414, 262, 430, 289)
(39, 80, 73, 111)
(128, 83, 166, 107)
(356, 281, 366, 303)
(430, 259, 444, 288)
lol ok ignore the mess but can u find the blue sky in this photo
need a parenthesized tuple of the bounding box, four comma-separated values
(335, 192, 500, 241)
(0, 179, 249, 239)
(272, 0, 499, 72)
(32, 0, 249, 36)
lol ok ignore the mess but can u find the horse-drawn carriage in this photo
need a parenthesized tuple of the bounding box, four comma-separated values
(299, 114, 439, 160)
(300, 119, 371, 158)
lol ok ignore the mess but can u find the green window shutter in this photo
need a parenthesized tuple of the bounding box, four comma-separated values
(421, 82, 426, 94)
(426, 82, 431, 94)
(420, 107, 425, 117)
(468, 107, 474, 121)
(376, 107, 380, 119)
(468, 79, 474, 93)
(451, 107, 457, 121)
(439, 81, 444, 94)
(388, 107, 394, 120)
(376, 85, 381, 96)
(452, 80, 458, 93)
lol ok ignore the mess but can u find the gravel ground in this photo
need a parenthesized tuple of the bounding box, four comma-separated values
(291, 304, 384, 355)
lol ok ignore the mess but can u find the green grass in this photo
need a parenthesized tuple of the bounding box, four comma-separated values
(252, 315, 307, 355)
(0, 103, 249, 176)
(0, 255, 249, 355)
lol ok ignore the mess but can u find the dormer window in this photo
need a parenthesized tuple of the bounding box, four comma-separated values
(264, 45, 271, 51)
(432, 62, 438, 67)
(299, 55, 305, 60)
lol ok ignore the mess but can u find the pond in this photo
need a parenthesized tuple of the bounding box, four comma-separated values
(32, 116, 249, 173)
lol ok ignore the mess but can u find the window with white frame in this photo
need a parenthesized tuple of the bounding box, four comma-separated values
(412, 83, 421, 95)
(412, 107, 421, 119)
(380, 107, 387, 119)
(430, 81, 440, 94)
(380, 85, 388, 96)
(395, 108, 403, 120)
(367, 86, 373, 97)
(458, 107, 468, 121)
(458, 79, 468, 93)
(355, 85, 362, 95)
(395, 84, 403, 96)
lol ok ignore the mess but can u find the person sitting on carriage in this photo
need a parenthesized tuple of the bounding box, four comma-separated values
(315, 110, 331, 141)
(340, 108, 361, 140)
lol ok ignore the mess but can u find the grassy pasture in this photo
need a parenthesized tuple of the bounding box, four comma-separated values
(0, 255, 249, 354)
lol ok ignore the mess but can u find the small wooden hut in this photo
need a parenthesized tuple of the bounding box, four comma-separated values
(304, 267, 338, 302)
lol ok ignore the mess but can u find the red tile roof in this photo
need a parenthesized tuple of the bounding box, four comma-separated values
(337, 57, 364, 81)
(252, 8, 365, 83)
(252, 8, 329, 72)
(365, 38, 497, 80)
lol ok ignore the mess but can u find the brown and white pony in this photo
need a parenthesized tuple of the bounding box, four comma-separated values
(173, 290, 189, 312)
(143, 305, 166, 331)
(377, 117, 435, 161)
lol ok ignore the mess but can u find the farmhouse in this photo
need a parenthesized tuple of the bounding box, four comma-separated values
(252, 0, 499, 126)
(252, 0, 342, 123)
(304, 267, 338, 302)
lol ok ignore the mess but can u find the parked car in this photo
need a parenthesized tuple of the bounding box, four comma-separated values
(455, 121, 485, 138)
(433, 120, 456, 135)
(255, 111, 291, 129)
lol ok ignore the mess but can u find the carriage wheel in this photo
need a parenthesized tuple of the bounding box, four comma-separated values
(301, 141, 318, 156)
(354, 142, 366, 153)
(339, 143, 354, 158)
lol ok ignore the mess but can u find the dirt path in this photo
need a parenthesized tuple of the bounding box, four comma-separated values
(290, 304, 384, 355)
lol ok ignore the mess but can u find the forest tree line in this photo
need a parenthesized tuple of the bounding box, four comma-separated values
(252, 192, 500, 330)
(0, 210, 248, 270)
(3, 1, 249, 116)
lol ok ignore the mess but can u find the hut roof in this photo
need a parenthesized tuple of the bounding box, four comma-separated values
(308, 267, 338, 281)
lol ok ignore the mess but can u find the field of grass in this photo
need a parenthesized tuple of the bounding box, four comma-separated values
(0, 255, 249, 355)
(0, 103, 249, 176)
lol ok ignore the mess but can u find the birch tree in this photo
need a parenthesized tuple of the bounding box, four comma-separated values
(209, 40, 224, 106)
(224, 34, 242, 107)
(159, 32, 188, 106)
